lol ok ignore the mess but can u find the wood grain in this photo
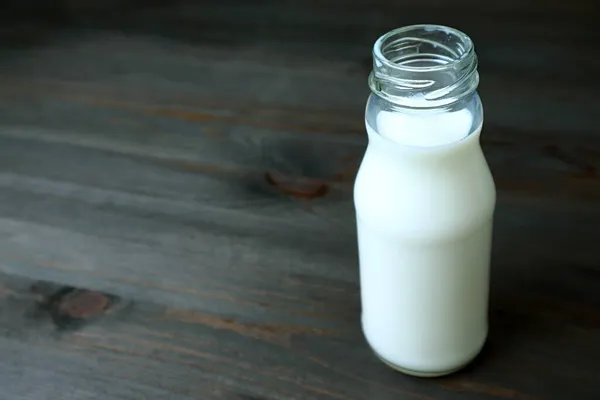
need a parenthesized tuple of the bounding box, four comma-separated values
(0, 29, 598, 319)
(0, 272, 599, 400)
(0, 0, 598, 398)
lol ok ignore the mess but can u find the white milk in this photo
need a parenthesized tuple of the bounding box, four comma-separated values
(354, 108, 496, 376)
(376, 108, 473, 146)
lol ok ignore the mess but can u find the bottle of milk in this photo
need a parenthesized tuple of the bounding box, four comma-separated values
(354, 24, 496, 377)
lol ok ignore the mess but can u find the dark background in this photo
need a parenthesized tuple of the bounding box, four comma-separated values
(0, 1, 598, 399)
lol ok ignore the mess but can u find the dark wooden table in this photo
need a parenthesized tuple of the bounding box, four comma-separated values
(0, 1, 599, 399)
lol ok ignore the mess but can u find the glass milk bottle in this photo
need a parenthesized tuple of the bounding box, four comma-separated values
(354, 24, 496, 377)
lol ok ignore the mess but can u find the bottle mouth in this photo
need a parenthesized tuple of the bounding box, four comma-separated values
(369, 24, 479, 108)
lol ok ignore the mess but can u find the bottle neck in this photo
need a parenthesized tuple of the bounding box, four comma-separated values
(368, 25, 479, 109)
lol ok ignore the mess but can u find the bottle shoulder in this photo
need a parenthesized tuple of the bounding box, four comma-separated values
(354, 143, 496, 240)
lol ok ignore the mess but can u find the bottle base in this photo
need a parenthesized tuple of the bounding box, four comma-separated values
(372, 348, 479, 378)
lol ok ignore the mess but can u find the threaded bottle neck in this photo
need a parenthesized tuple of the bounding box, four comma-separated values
(368, 25, 479, 109)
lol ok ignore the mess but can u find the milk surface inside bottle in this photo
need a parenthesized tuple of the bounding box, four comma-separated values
(354, 24, 496, 377)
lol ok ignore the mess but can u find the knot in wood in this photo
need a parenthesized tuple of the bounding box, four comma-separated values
(57, 290, 110, 319)
(265, 172, 328, 199)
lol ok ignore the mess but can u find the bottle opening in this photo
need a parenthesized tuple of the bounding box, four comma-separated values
(376, 25, 472, 70)
(369, 25, 479, 108)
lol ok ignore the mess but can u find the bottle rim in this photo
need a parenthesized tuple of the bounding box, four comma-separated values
(373, 24, 475, 72)
(369, 24, 479, 108)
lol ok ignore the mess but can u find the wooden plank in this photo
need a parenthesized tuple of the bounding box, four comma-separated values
(0, 272, 599, 400)
(0, 21, 599, 134)
(0, 74, 598, 202)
